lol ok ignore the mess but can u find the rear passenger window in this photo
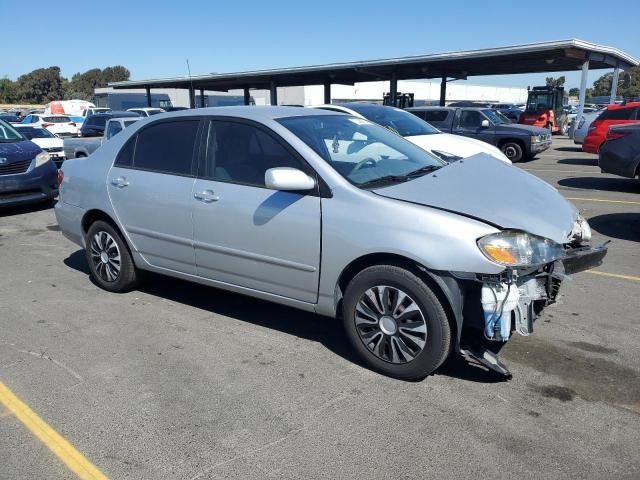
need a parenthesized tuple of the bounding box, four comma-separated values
(600, 107, 634, 121)
(115, 138, 135, 167)
(133, 120, 199, 175)
(409, 111, 425, 120)
(205, 120, 305, 187)
(423, 111, 449, 124)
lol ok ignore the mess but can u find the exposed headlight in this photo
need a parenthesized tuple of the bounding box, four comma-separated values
(570, 214, 592, 243)
(478, 230, 565, 267)
(34, 151, 50, 168)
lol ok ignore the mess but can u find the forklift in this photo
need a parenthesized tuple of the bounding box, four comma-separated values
(519, 86, 568, 135)
(383, 92, 414, 109)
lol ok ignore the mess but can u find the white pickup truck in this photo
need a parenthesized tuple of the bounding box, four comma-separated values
(63, 117, 140, 159)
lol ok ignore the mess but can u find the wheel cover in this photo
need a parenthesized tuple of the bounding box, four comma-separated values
(354, 285, 427, 364)
(89, 231, 121, 282)
(503, 145, 518, 159)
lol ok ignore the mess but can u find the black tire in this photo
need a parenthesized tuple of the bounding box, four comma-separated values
(501, 142, 523, 162)
(342, 265, 452, 380)
(85, 220, 138, 292)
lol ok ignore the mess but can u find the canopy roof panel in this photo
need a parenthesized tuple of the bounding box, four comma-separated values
(110, 39, 638, 92)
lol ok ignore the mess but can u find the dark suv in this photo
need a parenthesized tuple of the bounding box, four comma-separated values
(80, 111, 140, 137)
(0, 119, 58, 208)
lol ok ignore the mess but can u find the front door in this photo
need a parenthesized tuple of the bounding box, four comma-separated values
(192, 119, 321, 303)
(108, 119, 200, 274)
(453, 110, 496, 145)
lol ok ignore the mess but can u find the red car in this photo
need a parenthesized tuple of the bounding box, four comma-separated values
(582, 102, 640, 153)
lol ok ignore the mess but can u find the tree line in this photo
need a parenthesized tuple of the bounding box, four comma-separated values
(0, 66, 130, 104)
(548, 66, 640, 100)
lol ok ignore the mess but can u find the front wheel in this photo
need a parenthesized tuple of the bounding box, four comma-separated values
(85, 220, 138, 292)
(342, 265, 451, 380)
(501, 142, 523, 162)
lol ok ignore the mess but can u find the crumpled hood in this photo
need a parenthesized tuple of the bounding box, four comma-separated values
(0, 140, 41, 163)
(373, 154, 578, 243)
(407, 133, 511, 163)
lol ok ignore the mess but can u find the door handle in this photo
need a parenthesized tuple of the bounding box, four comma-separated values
(194, 189, 219, 203)
(110, 176, 129, 188)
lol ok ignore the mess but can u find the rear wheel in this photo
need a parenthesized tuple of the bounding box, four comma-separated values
(501, 142, 523, 162)
(342, 265, 451, 380)
(85, 220, 138, 292)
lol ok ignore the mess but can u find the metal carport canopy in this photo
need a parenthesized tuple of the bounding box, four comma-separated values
(110, 39, 638, 93)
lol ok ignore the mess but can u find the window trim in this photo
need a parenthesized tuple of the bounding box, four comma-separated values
(112, 117, 203, 178)
(196, 116, 331, 198)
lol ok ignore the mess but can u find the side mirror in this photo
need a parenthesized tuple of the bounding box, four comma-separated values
(481, 119, 490, 128)
(265, 167, 315, 191)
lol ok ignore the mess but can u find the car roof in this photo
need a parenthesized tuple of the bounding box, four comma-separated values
(608, 101, 640, 110)
(125, 106, 350, 122)
(407, 106, 486, 111)
(88, 111, 139, 118)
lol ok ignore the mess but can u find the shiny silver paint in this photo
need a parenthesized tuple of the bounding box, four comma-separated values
(55, 106, 580, 319)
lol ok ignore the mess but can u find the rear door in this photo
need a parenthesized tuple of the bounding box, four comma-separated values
(108, 118, 201, 274)
(191, 118, 321, 303)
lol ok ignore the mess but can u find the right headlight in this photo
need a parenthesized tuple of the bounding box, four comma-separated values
(477, 230, 565, 267)
(34, 151, 50, 168)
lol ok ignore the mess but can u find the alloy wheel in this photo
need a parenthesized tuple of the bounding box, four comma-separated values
(503, 146, 517, 159)
(354, 285, 427, 364)
(89, 231, 121, 282)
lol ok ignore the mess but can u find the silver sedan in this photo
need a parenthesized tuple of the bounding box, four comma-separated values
(55, 107, 606, 380)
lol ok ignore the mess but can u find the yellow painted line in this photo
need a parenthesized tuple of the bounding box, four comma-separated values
(0, 382, 107, 480)
(566, 197, 640, 206)
(587, 270, 640, 282)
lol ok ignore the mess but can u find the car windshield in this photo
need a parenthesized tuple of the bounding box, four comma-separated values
(16, 127, 55, 139)
(0, 119, 25, 142)
(123, 120, 138, 127)
(278, 115, 444, 188)
(482, 109, 509, 125)
(526, 93, 553, 112)
(344, 104, 440, 137)
(147, 110, 163, 116)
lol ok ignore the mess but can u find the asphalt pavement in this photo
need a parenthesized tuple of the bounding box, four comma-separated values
(1, 137, 639, 479)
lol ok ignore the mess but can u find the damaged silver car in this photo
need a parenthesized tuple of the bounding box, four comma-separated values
(55, 107, 607, 380)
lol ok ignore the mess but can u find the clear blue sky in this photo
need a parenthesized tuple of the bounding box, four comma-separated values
(2, 0, 639, 90)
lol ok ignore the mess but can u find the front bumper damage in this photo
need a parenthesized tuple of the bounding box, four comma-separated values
(454, 242, 608, 378)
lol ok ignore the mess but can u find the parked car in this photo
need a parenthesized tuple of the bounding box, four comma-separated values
(127, 107, 165, 117)
(0, 114, 24, 124)
(163, 106, 190, 112)
(68, 115, 85, 133)
(14, 125, 65, 167)
(82, 107, 111, 118)
(55, 106, 605, 380)
(313, 103, 511, 164)
(598, 123, 640, 179)
(20, 114, 78, 137)
(0, 119, 58, 208)
(569, 110, 602, 144)
(408, 106, 551, 162)
(583, 102, 640, 154)
(65, 116, 141, 159)
(80, 111, 140, 138)
(492, 105, 523, 123)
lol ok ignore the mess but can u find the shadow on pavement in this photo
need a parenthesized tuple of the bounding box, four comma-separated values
(555, 146, 583, 152)
(557, 158, 598, 166)
(63, 249, 502, 384)
(589, 213, 640, 242)
(558, 177, 640, 194)
(0, 201, 54, 218)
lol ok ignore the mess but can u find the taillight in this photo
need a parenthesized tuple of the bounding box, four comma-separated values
(57, 170, 64, 185)
(42, 123, 54, 128)
(537, 114, 546, 121)
(606, 129, 631, 140)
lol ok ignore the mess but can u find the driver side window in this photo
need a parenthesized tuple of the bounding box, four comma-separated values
(459, 111, 482, 128)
